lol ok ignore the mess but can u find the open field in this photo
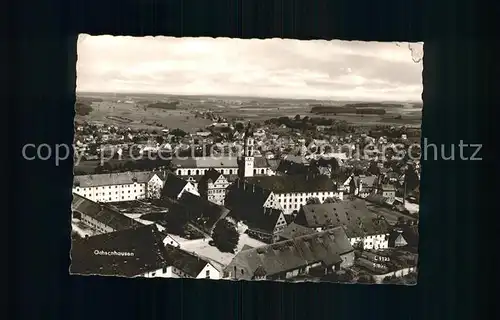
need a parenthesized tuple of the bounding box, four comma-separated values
(77, 93, 422, 129)
(76, 100, 212, 132)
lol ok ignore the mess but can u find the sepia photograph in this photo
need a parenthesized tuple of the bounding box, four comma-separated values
(70, 35, 422, 284)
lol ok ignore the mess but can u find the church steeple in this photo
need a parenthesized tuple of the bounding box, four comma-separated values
(238, 123, 255, 180)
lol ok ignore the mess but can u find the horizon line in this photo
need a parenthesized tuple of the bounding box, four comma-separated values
(75, 90, 423, 104)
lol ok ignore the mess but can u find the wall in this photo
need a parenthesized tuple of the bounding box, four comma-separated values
(141, 266, 184, 278)
(80, 213, 114, 234)
(372, 267, 417, 284)
(196, 263, 221, 280)
(73, 182, 147, 202)
(275, 191, 341, 215)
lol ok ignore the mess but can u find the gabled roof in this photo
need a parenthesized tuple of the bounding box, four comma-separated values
(72, 194, 140, 231)
(245, 174, 337, 193)
(161, 172, 190, 199)
(352, 175, 378, 189)
(70, 224, 168, 277)
(177, 192, 230, 232)
(393, 225, 419, 247)
(296, 200, 391, 237)
(162, 245, 211, 278)
(225, 179, 273, 210)
(198, 168, 224, 185)
(73, 171, 159, 188)
(225, 227, 353, 280)
(279, 222, 315, 240)
(232, 207, 284, 234)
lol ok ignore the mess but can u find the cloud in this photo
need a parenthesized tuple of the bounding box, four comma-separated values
(76, 36, 423, 101)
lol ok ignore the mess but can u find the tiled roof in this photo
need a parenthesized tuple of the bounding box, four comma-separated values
(279, 222, 315, 240)
(245, 174, 337, 193)
(234, 207, 283, 234)
(225, 227, 353, 280)
(198, 168, 223, 185)
(225, 179, 273, 210)
(177, 192, 230, 232)
(72, 194, 140, 231)
(70, 224, 169, 277)
(162, 244, 211, 277)
(73, 171, 159, 187)
(161, 172, 190, 199)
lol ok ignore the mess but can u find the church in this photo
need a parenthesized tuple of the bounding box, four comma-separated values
(170, 127, 274, 189)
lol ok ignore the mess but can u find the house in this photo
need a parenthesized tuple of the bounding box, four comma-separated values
(388, 225, 419, 249)
(73, 171, 165, 202)
(349, 175, 378, 198)
(377, 184, 396, 202)
(198, 168, 230, 205)
(161, 172, 199, 200)
(154, 244, 222, 279)
(223, 227, 355, 280)
(231, 207, 288, 243)
(175, 192, 231, 234)
(72, 193, 141, 235)
(294, 199, 391, 250)
(70, 224, 221, 279)
(225, 180, 288, 243)
(241, 174, 343, 215)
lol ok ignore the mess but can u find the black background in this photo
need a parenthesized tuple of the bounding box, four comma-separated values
(11, 0, 492, 319)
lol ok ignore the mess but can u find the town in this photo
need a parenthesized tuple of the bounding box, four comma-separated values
(71, 97, 420, 285)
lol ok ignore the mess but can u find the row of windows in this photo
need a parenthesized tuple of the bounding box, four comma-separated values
(177, 168, 268, 176)
(74, 183, 144, 192)
(277, 191, 334, 198)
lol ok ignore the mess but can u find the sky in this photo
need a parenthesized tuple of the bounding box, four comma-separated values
(77, 35, 423, 102)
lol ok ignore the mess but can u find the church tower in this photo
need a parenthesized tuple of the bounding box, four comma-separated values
(238, 125, 255, 180)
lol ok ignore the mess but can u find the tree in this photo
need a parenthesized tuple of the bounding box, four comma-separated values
(323, 197, 338, 203)
(156, 135, 164, 145)
(211, 219, 239, 253)
(171, 128, 188, 137)
(234, 122, 244, 132)
(368, 161, 380, 175)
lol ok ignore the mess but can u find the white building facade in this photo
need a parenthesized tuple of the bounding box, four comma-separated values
(73, 172, 164, 203)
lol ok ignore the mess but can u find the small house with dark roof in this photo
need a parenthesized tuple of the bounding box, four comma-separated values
(72, 193, 141, 234)
(230, 206, 288, 244)
(349, 175, 378, 198)
(73, 171, 165, 202)
(377, 184, 396, 202)
(176, 192, 230, 233)
(198, 168, 230, 205)
(294, 199, 391, 250)
(223, 227, 355, 281)
(388, 225, 419, 249)
(225, 179, 288, 243)
(161, 172, 199, 200)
